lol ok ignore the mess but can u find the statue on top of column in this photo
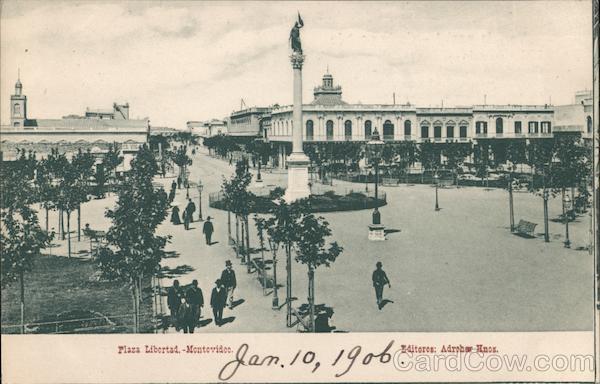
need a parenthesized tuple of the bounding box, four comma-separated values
(289, 12, 304, 53)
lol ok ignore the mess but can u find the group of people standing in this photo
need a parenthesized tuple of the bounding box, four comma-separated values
(167, 260, 237, 332)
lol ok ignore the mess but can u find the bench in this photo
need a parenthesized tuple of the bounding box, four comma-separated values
(514, 220, 537, 238)
(251, 258, 275, 289)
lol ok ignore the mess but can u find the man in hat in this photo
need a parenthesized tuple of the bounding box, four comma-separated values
(372, 261, 391, 309)
(167, 280, 184, 326)
(185, 198, 196, 224)
(202, 216, 214, 245)
(221, 260, 237, 309)
(210, 279, 227, 326)
(186, 279, 204, 326)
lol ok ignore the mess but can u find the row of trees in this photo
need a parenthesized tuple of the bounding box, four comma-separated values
(221, 160, 343, 331)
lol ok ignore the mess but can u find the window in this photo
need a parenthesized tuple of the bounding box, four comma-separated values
(588, 116, 592, 133)
(496, 118, 503, 134)
(383, 120, 394, 139)
(306, 120, 314, 140)
(446, 125, 454, 138)
(514, 121, 522, 134)
(541, 121, 551, 134)
(326, 120, 334, 140)
(421, 125, 429, 138)
(434, 126, 442, 138)
(364, 120, 372, 139)
(459, 126, 467, 138)
(404, 120, 411, 136)
(13, 104, 20, 116)
(344, 120, 352, 140)
(528, 121, 539, 134)
(475, 121, 488, 134)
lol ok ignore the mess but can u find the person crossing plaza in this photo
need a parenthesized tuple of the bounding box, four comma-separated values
(372, 261, 391, 309)
(210, 279, 227, 326)
(221, 260, 237, 309)
(186, 279, 204, 326)
(167, 280, 184, 326)
(202, 216, 214, 245)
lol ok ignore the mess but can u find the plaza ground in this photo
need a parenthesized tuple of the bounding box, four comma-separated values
(19, 149, 594, 333)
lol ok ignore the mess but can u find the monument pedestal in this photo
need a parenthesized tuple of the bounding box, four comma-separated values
(368, 224, 386, 241)
(284, 152, 310, 202)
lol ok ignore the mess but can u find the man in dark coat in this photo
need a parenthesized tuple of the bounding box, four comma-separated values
(183, 206, 190, 230)
(210, 279, 227, 326)
(202, 216, 214, 245)
(167, 280, 184, 325)
(169, 180, 177, 202)
(176, 298, 195, 333)
(220, 260, 237, 309)
(186, 279, 204, 326)
(372, 261, 391, 309)
(185, 199, 196, 223)
(177, 176, 182, 189)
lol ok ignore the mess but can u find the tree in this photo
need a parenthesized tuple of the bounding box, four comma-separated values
(96, 144, 170, 332)
(264, 194, 306, 327)
(473, 142, 491, 187)
(71, 149, 95, 241)
(1, 158, 52, 333)
(103, 143, 123, 185)
(294, 212, 343, 332)
(419, 141, 441, 182)
(526, 139, 555, 242)
(171, 145, 192, 185)
(442, 142, 472, 187)
(505, 140, 527, 231)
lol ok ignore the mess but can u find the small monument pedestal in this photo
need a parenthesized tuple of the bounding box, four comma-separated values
(368, 224, 386, 241)
(368, 207, 385, 241)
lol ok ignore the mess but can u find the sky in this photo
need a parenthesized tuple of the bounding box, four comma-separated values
(0, 1, 593, 128)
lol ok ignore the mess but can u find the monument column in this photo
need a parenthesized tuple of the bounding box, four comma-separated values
(283, 52, 311, 202)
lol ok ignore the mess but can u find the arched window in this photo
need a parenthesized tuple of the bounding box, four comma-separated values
(364, 120, 372, 139)
(587, 116, 592, 133)
(344, 120, 352, 141)
(306, 120, 314, 140)
(496, 117, 503, 134)
(383, 120, 394, 139)
(13, 104, 20, 116)
(421, 123, 429, 138)
(459, 126, 467, 138)
(326, 120, 334, 140)
(446, 124, 455, 138)
(404, 120, 411, 136)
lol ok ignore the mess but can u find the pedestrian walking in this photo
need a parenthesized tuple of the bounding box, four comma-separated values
(167, 280, 184, 325)
(171, 205, 182, 225)
(186, 279, 204, 326)
(203, 216, 214, 245)
(372, 261, 391, 309)
(169, 180, 177, 202)
(210, 279, 227, 326)
(176, 298, 195, 333)
(221, 260, 237, 309)
(183, 206, 190, 230)
(177, 175, 182, 189)
(186, 198, 196, 224)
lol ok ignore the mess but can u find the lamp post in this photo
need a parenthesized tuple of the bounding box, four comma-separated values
(508, 176, 515, 232)
(543, 189, 550, 242)
(563, 193, 571, 248)
(434, 172, 440, 211)
(268, 237, 280, 309)
(367, 128, 385, 222)
(197, 179, 204, 221)
(254, 138, 263, 183)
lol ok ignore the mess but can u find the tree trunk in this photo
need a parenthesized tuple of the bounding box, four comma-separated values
(20, 270, 25, 334)
(77, 205, 81, 242)
(67, 210, 71, 258)
(45, 207, 49, 232)
(131, 285, 139, 333)
(245, 215, 251, 272)
(286, 243, 292, 328)
(308, 266, 315, 332)
(235, 215, 240, 260)
(227, 209, 233, 245)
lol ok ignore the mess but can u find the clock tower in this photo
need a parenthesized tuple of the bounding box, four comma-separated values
(11, 73, 27, 128)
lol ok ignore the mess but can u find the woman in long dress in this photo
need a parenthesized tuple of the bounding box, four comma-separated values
(171, 205, 182, 225)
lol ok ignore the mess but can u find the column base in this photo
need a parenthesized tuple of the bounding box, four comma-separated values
(284, 152, 310, 203)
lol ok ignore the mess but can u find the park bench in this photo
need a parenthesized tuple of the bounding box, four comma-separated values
(83, 228, 107, 257)
(514, 220, 537, 238)
(382, 178, 399, 186)
(291, 304, 335, 332)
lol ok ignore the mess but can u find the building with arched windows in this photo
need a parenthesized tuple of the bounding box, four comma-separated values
(1, 77, 149, 170)
(262, 71, 592, 167)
